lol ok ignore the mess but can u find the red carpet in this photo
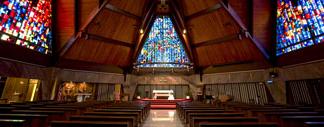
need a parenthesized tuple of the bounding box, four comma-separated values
(141, 99, 191, 109)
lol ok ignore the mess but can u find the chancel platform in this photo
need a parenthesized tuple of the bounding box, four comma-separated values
(141, 99, 190, 109)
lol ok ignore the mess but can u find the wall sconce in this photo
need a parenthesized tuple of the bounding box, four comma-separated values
(139, 29, 144, 34)
(183, 29, 187, 34)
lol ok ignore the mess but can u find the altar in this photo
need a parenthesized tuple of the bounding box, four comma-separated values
(152, 90, 175, 100)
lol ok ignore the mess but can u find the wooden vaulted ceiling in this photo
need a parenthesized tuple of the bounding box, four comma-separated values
(55, 0, 273, 73)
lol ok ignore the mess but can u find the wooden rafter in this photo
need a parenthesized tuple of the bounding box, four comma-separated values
(126, 0, 155, 72)
(132, 1, 156, 61)
(85, 33, 135, 48)
(169, 2, 194, 64)
(172, 0, 200, 69)
(105, 4, 141, 20)
(193, 33, 241, 48)
(59, 0, 110, 57)
(220, 0, 270, 60)
(185, 2, 222, 21)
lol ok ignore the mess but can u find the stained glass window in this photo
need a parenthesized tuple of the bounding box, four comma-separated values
(276, 0, 324, 56)
(136, 16, 190, 68)
(0, 0, 52, 54)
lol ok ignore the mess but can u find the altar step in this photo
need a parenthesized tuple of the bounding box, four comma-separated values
(150, 104, 176, 109)
(141, 99, 191, 109)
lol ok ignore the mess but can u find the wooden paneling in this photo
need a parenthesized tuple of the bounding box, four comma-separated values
(55, 0, 272, 71)
(109, 0, 147, 16)
(228, 0, 250, 31)
(63, 38, 131, 67)
(181, 0, 220, 16)
(188, 8, 240, 44)
(87, 10, 137, 44)
(79, 0, 99, 31)
(252, 0, 273, 53)
(56, 0, 75, 50)
(195, 38, 264, 67)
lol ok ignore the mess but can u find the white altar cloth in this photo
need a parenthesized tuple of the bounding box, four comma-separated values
(153, 90, 174, 100)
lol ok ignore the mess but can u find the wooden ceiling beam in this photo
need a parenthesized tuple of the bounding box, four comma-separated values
(105, 4, 141, 20)
(85, 33, 134, 48)
(59, 0, 110, 57)
(193, 33, 241, 48)
(220, 0, 270, 60)
(132, 2, 156, 61)
(185, 2, 222, 21)
(126, 0, 155, 72)
(171, 0, 199, 69)
(170, 1, 194, 61)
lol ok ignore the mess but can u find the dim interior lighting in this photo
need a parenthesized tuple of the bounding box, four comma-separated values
(140, 29, 144, 34)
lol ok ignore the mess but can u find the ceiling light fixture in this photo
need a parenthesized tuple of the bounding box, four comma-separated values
(140, 29, 144, 34)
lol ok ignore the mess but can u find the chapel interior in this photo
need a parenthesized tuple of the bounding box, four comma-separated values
(0, 0, 324, 127)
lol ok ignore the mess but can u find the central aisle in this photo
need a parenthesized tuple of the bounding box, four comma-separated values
(142, 110, 184, 127)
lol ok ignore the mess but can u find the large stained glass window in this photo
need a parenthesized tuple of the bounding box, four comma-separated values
(0, 0, 52, 54)
(136, 16, 190, 68)
(277, 0, 324, 56)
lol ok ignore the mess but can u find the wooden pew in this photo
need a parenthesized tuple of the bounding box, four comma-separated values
(51, 121, 130, 127)
(102, 106, 149, 117)
(179, 107, 224, 116)
(93, 109, 144, 121)
(30, 107, 78, 115)
(249, 109, 300, 116)
(198, 122, 278, 127)
(11, 110, 66, 121)
(280, 116, 324, 127)
(69, 115, 138, 127)
(0, 107, 15, 113)
(261, 112, 319, 122)
(83, 112, 142, 123)
(304, 122, 324, 127)
(186, 113, 245, 124)
(191, 117, 259, 127)
(0, 119, 27, 127)
(44, 105, 88, 113)
(0, 114, 47, 127)
(183, 110, 236, 121)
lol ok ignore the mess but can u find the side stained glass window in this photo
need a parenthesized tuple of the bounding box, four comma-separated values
(136, 16, 190, 68)
(276, 0, 324, 56)
(0, 0, 52, 54)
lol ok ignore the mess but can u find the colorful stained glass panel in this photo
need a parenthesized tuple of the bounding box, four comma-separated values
(0, 0, 52, 54)
(277, 0, 324, 56)
(136, 16, 190, 68)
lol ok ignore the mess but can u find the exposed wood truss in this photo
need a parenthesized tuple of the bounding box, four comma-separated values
(192, 32, 242, 48)
(59, 0, 110, 57)
(104, 4, 141, 20)
(185, 3, 222, 21)
(132, 1, 156, 61)
(85, 33, 135, 48)
(220, 1, 270, 60)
